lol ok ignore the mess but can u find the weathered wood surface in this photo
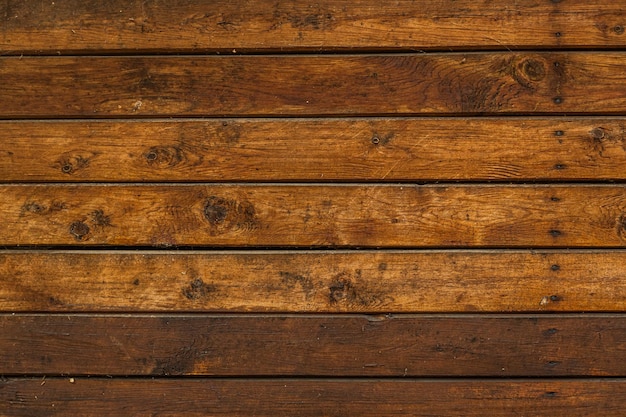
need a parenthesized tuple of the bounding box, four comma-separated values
(1, 250, 625, 313)
(3, 118, 626, 182)
(3, 185, 626, 247)
(2, 314, 626, 376)
(3, 378, 626, 417)
(2, 0, 626, 54)
(2, 54, 626, 117)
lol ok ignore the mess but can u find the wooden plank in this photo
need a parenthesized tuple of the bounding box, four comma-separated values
(2, 314, 626, 376)
(3, 185, 626, 247)
(2, 0, 626, 54)
(3, 118, 626, 182)
(3, 378, 626, 417)
(2, 53, 626, 117)
(1, 250, 625, 313)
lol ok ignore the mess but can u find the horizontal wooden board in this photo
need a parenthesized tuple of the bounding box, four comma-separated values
(3, 378, 626, 417)
(2, 118, 626, 182)
(2, 314, 626, 376)
(1, 250, 625, 313)
(2, 53, 626, 117)
(3, 185, 626, 247)
(2, 0, 626, 54)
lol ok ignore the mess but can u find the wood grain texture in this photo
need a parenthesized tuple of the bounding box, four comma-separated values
(2, 53, 626, 117)
(3, 118, 626, 182)
(3, 378, 626, 417)
(2, 314, 626, 376)
(3, 185, 626, 247)
(2, 0, 626, 54)
(1, 250, 625, 313)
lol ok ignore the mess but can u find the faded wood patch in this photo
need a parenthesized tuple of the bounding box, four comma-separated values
(2, 118, 626, 182)
(1, 251, 625, 312)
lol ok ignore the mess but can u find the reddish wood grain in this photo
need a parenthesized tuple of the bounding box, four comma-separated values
(2, 54, 626, 117)
(3, 378, 626, 417)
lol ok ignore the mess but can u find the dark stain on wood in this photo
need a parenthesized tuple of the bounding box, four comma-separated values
(55, 153, 93, 175)
(203, 197, 230, 224)
(280, 271, 315, 299)
(543, 328, 559, 336)
(21, 201, 66, 216)
(90, 209, 112, 229)
(203, 195, 259, 232)
(153, 344, 201, 376)
(144, 146, 185, 167)
(182, 278, 216, 301)
(328, 270, 386, 307)
(69, 221, 90, 241)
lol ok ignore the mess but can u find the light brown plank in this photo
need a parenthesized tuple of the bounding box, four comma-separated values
(2, 118, 626, 182)
(1, 250, 624, 313)
(2, 53, 626, 117)
(2, 314, 625, 376)
(2, 185, 626, 247)
(2, 0, 626, 54)
(3, 378, 626, 417)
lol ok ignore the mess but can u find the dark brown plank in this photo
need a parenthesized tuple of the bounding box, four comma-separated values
(1, 250, 625, 313)
(2, 314, 625, 376)
(2, 118, 626, 182)
(2, 53, 626, 117)
(3, 378, 626, 417)
(3, 185, 626, 247)
(2, 0, 626, 54)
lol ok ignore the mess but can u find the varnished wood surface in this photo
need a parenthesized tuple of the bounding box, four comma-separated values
(2, 314, 626, 376)
(3, 118, 626, 182)
(2, 0, 626, 54)
(3, 185, 626, 247)
(3, 378, 626, 417)
(3, 2, 625, 414)
(2, 53, 626, 117)
(1, 250, 625, 313)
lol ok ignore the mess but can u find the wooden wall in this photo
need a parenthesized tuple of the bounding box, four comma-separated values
(2, 1, 626, 415)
